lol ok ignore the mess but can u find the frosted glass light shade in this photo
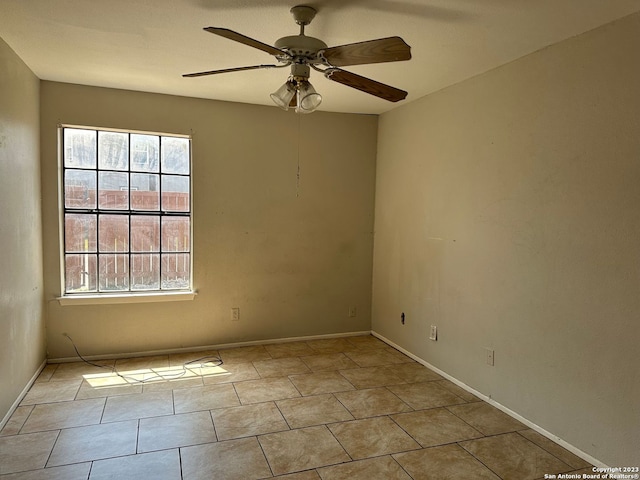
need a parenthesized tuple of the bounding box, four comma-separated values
(270, 81, 297, 110)
(296, 81, 322, 113)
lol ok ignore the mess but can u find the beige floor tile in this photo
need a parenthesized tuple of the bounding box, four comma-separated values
(234, 377, 301, 404)
(334, 387, 412, 418)
(265, 341, 316, 358)
(300, 353, 359, 371)
(276, 471, 321, 480)
(75, 371, 131, 388)
(201, 362, 261, 385)
(137, 365, 204, 384)
(173, 383, 239, 414)
(103, 368, 171, 384)
(0, 405, 34, 436)
(181, 437, 271, 480)
(317, 456, 412, 480)
(460, 432, 572, 480)
(344, 350, 411, 368)
(328, 416, 420, 460)
(338, 365, 406, 389)
(114, 355, 169, 371)
(289, 371, 356, 396)
(168, 349, 221, 367)
(48, 361, 115, 382)
(75, 379, 143, 400)
(138, 411, 217, 452)
(211, 401, 289, 440)
(433, 379, 479, 402)
(385, 348, 417, 363)
(305, 338, 352, 354)
(218, 345, 272, 364)
(276, 394, 354, 428)
(253, 357, 311, 378)
(259, 425, 350, 476)
(392, 363, 444, 383)
(34, 364, 58, 383)
(345, 335, 388, 350)
(21, 398, 105, 433)
(446, 402, 526, 435)
(20, 380, 81, 406)
(388, 382, 466, 410)
(391, 408, 483, 447)
(517, 429, 592, 470)
(141, 374, 204, 393)
(0, 431, 59, 475)
(101, 390, 173, 423)
(394, 444, 500, 480)
(47, 420, 137, 466)
(0, 462, 91, 480)
(7, 335, 592, 480)
(89, 449, 181, 480)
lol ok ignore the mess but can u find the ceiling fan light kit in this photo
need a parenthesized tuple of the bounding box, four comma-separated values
(183, 5, 412, 113)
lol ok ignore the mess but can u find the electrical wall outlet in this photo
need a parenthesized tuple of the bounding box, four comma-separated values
(348, 306, 357, 318)
(231, 307, 240, 321)
(485, 348, 495, 366)
(429, 325, 437, 341)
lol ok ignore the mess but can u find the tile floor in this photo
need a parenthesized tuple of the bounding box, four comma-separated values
(0, 335, 593, 479)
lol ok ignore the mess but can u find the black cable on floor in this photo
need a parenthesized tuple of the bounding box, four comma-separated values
(62, 333, 223, 384)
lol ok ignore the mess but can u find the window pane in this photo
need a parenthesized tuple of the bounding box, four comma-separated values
(62, 127, 192, 296)
(98, 171, 129, 209)
(131, 173, 159, 211)
(162, 217, 190, 252)
(161, 175, 189, 212)
(131, 134, 159, 173)
(65, 214, 97, 253)
(131, 216, 159, 252)
(98, 131, 129, 170)
(161, 136, 189, 174)
(99, 215, 129, 252)
(131, 254, 160, 291)
(65, 254, 97, 293)
(64, 170, 97, 209)
(162, 253, 190, 289)
(64, 128, 96, 169)
(99, 254, 129, 292)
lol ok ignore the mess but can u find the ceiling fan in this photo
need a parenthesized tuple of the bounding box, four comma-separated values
(183, 5, 411, 113)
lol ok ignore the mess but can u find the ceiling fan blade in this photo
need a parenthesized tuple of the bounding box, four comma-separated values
(325, 68, 408, 102)
(321, 36, 411, 67)
(183, 64, 277, 77)
(204, 27, 288, 57)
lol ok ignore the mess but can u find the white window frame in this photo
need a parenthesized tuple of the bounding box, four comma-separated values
(57, 125, 195, 305)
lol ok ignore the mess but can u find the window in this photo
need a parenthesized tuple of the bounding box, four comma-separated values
(61, 126, 192, 295)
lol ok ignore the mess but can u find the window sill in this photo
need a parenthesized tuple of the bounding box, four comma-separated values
(56, 291, 197, 306)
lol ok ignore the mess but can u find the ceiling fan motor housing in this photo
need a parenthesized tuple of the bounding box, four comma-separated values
(274, 35, 327, 61)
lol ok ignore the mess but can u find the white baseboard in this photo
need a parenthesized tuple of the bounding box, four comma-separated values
(48, 330, 372, 364)
(371, 330, 607, 469)
(0, 359, 47, 431)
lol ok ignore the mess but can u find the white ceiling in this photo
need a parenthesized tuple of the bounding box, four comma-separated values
(1, 0, 639, 114)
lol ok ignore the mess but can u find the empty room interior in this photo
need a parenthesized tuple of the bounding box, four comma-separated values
(1, 1, 639, 478)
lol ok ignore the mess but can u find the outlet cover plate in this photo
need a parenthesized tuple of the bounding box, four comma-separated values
(485, 348, 495, 366)
(429, 325, 437, 341)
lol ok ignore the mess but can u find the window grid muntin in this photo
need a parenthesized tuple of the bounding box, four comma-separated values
(62, 127, 191, 294)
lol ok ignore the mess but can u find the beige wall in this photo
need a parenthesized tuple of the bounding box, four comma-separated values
(0, 38, 45, 423)
(40, 82, 377, 359)
(372, 12, 640, 466)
